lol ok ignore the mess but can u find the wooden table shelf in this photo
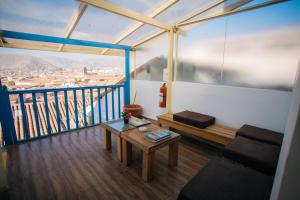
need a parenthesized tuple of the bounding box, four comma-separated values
(157, 113, 236, 145)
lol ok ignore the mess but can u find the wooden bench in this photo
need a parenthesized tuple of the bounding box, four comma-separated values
(157, 113, 236, 145)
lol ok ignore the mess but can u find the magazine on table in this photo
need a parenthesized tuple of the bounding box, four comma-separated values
(129, 117, 151, 127)
(144, 130, 172, 142)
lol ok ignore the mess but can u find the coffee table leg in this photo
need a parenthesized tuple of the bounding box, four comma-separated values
(103, 128, 111, 150)
(117, 137, 123, 162)
(122, 140, 132, 166)
(168, 141, 179, 167)
(142, 151, 154, 182)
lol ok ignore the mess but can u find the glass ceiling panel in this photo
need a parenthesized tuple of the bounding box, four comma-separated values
(155, 0, 213, 24)
(71, 6, 137, 43)
(120, 25, 160, 46)
(107, 0, 165, 13)
(0, 0, 78, 37)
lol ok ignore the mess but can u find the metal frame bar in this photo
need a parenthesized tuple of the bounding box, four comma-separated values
(1, 30, 132, 50)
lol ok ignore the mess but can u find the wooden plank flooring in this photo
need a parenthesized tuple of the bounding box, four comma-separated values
(6, 126, 219, 200)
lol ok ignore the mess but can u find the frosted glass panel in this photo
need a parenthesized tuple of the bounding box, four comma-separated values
(177, 1, 300, 91)
(133, 33, 168, 81)
(177, 18, 226, 84)
(222, 1, 300, 90)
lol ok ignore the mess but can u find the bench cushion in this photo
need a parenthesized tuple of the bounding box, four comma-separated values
(178, 159, 273, 200)
(237, 124, 283, 146)
(173, 111, 215, 129)
(223, 136, 280, 175)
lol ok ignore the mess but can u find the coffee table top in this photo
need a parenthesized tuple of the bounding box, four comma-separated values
(102, 119, 135, 134)
(121, 124, 181, 153)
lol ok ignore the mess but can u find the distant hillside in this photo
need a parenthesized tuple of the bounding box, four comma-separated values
(0, 53, 124, 73)
(0, 54, 63, 72)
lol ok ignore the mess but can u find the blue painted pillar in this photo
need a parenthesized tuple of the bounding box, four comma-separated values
(0, 85, 17, 145)
(124, 50, 130, 105)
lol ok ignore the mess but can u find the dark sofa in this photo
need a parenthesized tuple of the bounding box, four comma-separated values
(178, 124, 283, 200)
(178, 158, 274, 200)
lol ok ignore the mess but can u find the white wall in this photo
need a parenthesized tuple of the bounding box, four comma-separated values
(173, 82, 291, 132)
(271, 66, 300, 200)
(131, 80, 166, 119)
(132, 80, 292, 132)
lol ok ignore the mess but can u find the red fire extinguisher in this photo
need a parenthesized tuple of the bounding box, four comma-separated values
(159, 83, 167, 108)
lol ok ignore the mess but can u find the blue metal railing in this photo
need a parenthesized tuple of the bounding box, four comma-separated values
(0, 84, 124, 145)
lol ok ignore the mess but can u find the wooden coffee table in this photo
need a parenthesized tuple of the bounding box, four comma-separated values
(121, 124, 181, 182)
(101, 119, 135, 162)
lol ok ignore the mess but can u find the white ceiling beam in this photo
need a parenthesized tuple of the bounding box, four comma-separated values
(101, 0, 179, 55)
(3, 43, 123, 56)
(178, 0, 287, 27)
(76, 0, 173, 31)
(133, 0, 253, 47)
(58, 3, 88, 51)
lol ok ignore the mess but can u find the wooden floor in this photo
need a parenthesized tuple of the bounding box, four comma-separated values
(6, 126, 219, 200)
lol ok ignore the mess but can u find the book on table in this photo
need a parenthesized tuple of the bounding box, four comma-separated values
(144, 131, 172, 142)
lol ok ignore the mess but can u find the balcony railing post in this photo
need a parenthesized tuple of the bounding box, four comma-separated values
(54, 91, 61, 133)
(89, 88, 94, 125)
(124, 49, 130, 105)
(117, 87, 121, 118)
(104, 87, 108, 121)
(82, 89, 87, 127)
(32, 92, 41, 137)
(0, 85, 17, 145)
(43, 92, 52, 135)
(97, 88, 102, 124)
(111, 87, 115, 120)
